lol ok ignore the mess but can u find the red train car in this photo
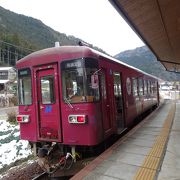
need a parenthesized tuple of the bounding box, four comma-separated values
(16, 45, 159, 154)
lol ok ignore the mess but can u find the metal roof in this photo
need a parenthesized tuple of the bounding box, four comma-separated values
(109, 0, 180, 73)
(0, 67, 13, 71)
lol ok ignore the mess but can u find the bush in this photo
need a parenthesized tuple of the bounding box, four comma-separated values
(9, 96, 18, 106)
(7, 111, 17, 125)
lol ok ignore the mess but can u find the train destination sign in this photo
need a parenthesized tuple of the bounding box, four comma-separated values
(18, 68, 31, 77)
(65, 61, 82, 68)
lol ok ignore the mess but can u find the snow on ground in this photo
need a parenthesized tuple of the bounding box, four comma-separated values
(0, 119, 32, 170)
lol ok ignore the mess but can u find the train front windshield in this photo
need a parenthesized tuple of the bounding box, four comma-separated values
(61, 58, 100, 103)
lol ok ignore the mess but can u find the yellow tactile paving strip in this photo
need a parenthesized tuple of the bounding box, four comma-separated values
(134, 102, 176, 180)
(134, 168, 156, 179)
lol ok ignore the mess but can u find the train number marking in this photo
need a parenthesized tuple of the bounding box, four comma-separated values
(45, 105, 52, 113)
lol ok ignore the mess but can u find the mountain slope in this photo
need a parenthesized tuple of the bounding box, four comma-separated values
(0, 6, 106, 60)
(0, 6, 72, 48)
(115, 46, 180, 81)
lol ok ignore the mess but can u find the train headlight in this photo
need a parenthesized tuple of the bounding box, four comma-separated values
(16, 115, 30, 123)
(68, 115, 87, 124)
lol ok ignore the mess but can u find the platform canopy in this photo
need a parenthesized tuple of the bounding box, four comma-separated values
(109, 0, 180, 73)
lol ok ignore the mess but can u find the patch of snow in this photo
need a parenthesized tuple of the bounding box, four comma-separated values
(0, 133, 10, 140)
(13, 131, 20, 137)
(0, 119, 16, 132)
(0, 119, 32, 170)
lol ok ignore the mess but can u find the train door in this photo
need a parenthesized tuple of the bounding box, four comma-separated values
(100, 69, 112, 135)
(113, 72, 124, 133)
(35, 64, 62, 141)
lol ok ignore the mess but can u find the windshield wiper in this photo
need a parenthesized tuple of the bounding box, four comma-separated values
(93, 68, 101, 75)
(64, 97, 74, 109)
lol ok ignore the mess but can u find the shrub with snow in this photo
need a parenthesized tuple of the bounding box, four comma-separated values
(7, 111, 17, 125)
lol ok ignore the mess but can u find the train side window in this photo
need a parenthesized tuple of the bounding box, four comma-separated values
(40, 75, 55, 104)
(151, 82, 153, 94)
(113, 72, 122, 96)
(152, 81, 157, 94)
(148, 81, 151, 94)
(138, 78, 143, 96)
(101, 72, 107, 99)
(113, 72, 123, 112)
(144, 80, 147, 95)
(146, 80, 149, 94)
(132, 78, 138, 96)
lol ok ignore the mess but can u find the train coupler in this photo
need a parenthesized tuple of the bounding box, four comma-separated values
(37, 150, 76, 174)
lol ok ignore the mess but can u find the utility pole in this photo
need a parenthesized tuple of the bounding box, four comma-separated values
(7, 46, 10, 66)
(15, 50, 18, 63)
(0, 47, 1, 63)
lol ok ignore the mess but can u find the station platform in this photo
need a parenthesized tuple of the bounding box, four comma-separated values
(71, 100, 180, 180)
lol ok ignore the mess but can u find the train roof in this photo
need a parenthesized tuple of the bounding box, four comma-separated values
(16, 45, 158, 80)
(16, 46, 95, 67)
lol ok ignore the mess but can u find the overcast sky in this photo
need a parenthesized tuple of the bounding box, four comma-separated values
(0, 0, 144, 55)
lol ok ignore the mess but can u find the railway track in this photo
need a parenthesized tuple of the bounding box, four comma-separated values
(32, 173, 71, 180)
(32, 130, 127, 179)
(30, 132, 131, 179)
(32, 172, 47, 180)
(32, 157, 95, 180)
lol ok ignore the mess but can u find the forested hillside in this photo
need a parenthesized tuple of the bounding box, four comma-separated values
(0, 6, 106, 66)
(115, 46, 180, 81)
